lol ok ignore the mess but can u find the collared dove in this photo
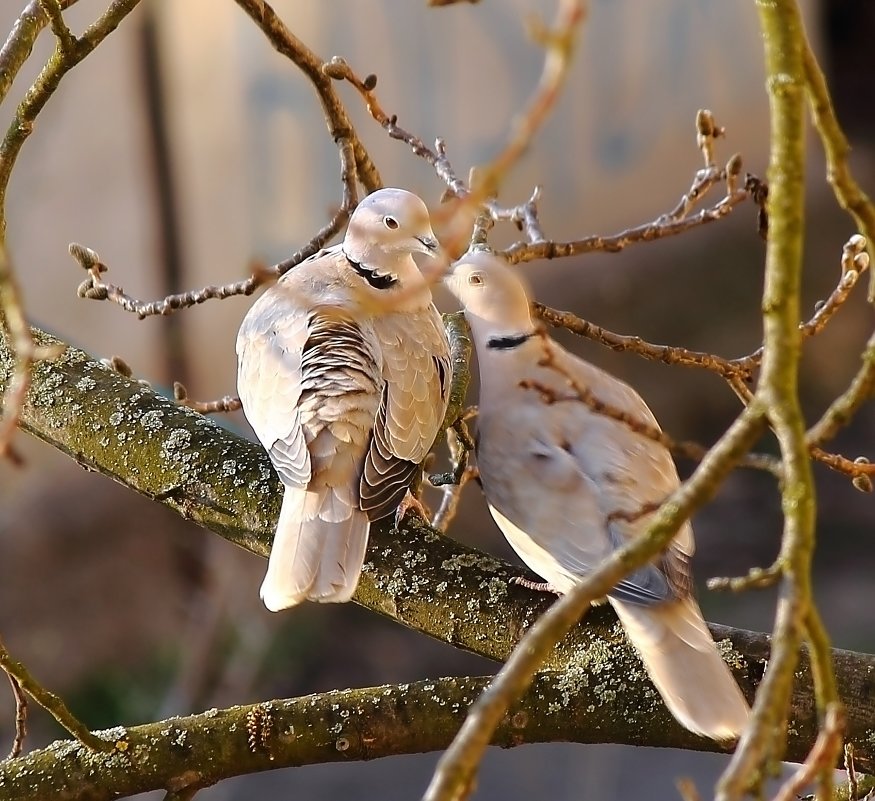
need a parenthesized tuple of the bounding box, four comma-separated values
(237, 188, 451, 612)
(445, 250, 749, 740)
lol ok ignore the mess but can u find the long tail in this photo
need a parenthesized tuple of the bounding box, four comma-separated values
(610, 596, 750, 740)
(260, 486, 370, 611)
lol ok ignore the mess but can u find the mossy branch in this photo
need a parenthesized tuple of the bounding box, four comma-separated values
(2, 323, 875, 788)
(2, 654, 875, 801)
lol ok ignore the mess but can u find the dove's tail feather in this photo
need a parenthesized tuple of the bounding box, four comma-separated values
(610, 596, 750, 741)
(260, 486, 370, 611)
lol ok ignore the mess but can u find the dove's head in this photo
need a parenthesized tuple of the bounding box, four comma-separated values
(445, 251, 536, 343)
(344, 188, 439, 267)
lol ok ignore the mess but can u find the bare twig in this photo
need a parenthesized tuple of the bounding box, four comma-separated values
(500, 117, 762, 265)
(430, 418, 478, 533)
(521, 333, 782, 477)
(489, 186, 547, 245)
(807, 328, 875, 449)
(534, 302, 752, 381)
(0, 637, 112, 753)
(5, 672, 27, 760)
(734, 234, 870, 371)
(801, 38, 875, 303)
(707, 564, 782, 594)
(502, 175, 755, 265)
(73, 138, 359, 316)
(233, 0, 381, 192)
(37, 0, 77, 55)
(0, 244, 49, 464)
(771, 704, 845, 801)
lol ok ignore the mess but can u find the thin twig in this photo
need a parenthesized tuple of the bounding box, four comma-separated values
(807, 328, 875, 448)
(707, 564, 782, 593)
(489, 186, 547, 245)
(430, 419, 478, 533)
(502, 181, 754, 265)
(5, 672, 27, 760)
(73, 138, 359, 316)
(771, 704, 845, 801)
(734, 234, 870, 371)
(521, 333, 782, 478)
(534, 302, 751, 381)
(0, 243, 63, 463)
(37, 0, 77, 55)
(801, 37, 875, 303)
(0, 637, 113, 752)
(233, 0, 381, 192)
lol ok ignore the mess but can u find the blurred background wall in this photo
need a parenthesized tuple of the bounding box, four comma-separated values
(1, 1, 873, 798)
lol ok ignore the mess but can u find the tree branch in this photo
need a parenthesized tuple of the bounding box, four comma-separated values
(232, 0, 382, 192)
(2, 651, 875, 801)
(719, 6, 840, 801)
(0, 0, 142, 461)
(801, 36, 875, 303)
(2, 325, 875, 793)
(0, 636, 112, 753)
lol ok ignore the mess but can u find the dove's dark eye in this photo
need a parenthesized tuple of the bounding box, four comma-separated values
(467, 272, 485, 286)
(384, 216, 399, 230)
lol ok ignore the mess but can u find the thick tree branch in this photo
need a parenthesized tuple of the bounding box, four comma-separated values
(2, 647, 875, 801)
(2, 325, 875, 790)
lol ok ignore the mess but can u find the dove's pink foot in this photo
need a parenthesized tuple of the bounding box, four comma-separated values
(394, 491, 430, 528)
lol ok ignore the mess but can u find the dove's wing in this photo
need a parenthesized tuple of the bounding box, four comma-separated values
(360, 305, 451, 520)
(236, 280, 313, 487)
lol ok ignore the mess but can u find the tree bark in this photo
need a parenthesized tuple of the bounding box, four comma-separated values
(1, 321, 874, 792)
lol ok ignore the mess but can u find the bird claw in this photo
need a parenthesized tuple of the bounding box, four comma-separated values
(510, 576, 562, 595)
(394, 492, 430, 528)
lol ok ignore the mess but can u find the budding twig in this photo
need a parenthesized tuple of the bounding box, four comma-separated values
(173, 383, 242, 415)
(5, 672, 27, 760)
(0, 637, 113, 753)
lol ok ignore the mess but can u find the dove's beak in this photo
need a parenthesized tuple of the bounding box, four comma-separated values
(415, 234, 439, 255)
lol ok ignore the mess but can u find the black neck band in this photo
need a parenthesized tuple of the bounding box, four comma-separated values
(346, 255, 398, 290)
(486, 331, 535, 350)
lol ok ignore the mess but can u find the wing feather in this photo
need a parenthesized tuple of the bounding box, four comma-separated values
(359, 305, 451, 520)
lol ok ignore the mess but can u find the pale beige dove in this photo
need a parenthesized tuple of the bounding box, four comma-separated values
(445, 250, 749, 740)
(237, 188, 451, 611)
